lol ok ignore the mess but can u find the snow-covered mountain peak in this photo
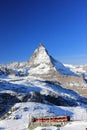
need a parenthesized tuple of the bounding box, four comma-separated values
(29, 44, 51, 65)
(28, 44, 71, 75)
(38, 43, 46, 50)
(28, 44, 56, 74)
(28, 44, 76, 75)
(0, 45, 87, 130)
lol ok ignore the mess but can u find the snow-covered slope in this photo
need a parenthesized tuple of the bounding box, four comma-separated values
(64, 64, 87, 81)
(0, 44, 87, 130)
(0, 75, 86, 106)
(0, 44, 87, 97)
(0, 102, 87, 130)
(64, 64, 87, 75)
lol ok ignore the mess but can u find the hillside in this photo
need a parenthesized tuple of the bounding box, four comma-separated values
(0, 44, 87, 130)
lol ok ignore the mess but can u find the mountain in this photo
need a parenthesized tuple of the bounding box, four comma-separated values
(27, 44, 87, 98)
(28, 44, 76, 75)
(0, 44, 87, 98)
(0, 44, 87, 130)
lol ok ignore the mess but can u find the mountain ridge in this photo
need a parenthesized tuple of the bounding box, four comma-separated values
(0, 44, 87, 97)
(0, 44, 87, 130)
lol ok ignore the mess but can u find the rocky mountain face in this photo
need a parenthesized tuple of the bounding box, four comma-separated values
(0, 44, 87, 119)
(28, 44, 56, 75)
(27, 44, 87, 97)
(0, 44, 87, 98)
(28, 44, 75, 76)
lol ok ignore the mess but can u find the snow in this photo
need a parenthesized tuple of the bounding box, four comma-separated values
(34, 126, 58, 130)
(34, 121, 87, 130)
(29, 63, 51, 74)
(0, 102, 87, 130)
(54, 61, 76, 75)
(0, 74, 81, 102)
(61, 121, 87, 130)
(64, 64, 86, 75)
(0, 77, 87, 130)
(33, 45, 51, 65)
(28, 44, 78, 76)
(0, 45, 87, 130)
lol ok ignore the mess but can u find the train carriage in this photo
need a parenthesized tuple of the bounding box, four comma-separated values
(29, 116, 70, 130)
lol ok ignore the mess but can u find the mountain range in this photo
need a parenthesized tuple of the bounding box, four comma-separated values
(0, 44, 87, 97)
(0, 44, 87, 129)
(0, 44, 87, 113)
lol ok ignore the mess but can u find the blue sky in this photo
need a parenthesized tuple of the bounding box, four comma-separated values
(0, 0, 87, 64)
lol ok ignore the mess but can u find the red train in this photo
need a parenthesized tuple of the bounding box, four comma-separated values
(30, 116, 70, 123)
